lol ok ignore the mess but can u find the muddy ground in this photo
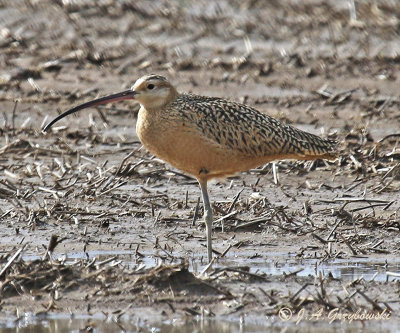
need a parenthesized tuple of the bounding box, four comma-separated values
(0, 0, 400, 331)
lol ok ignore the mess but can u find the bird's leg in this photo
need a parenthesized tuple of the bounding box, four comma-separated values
(198, 179, 213, 263)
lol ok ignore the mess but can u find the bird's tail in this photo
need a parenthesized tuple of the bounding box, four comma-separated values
(283, 126, 338, 161)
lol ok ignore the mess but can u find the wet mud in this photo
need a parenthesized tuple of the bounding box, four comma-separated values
(1, 0, 400, 331)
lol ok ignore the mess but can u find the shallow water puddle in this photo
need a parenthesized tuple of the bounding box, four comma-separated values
(0, 313, 395, 333)
(214, 252, 400, 282)
(21, 250, 400, 282)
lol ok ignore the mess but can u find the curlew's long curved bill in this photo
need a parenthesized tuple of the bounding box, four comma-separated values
(42, 89, 137, 132)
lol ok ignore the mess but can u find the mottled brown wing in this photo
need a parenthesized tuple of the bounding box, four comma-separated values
(174, 94, 337, 160)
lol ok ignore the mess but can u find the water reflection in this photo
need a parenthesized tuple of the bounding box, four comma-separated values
(0, 315, 394, 333)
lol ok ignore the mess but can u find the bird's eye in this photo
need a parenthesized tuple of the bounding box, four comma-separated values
(147, 84, 155, 90)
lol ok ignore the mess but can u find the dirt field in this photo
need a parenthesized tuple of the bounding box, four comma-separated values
(1, 0, 400, 331)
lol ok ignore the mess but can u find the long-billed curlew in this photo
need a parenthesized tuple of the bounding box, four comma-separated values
(43, 74, 337, 263)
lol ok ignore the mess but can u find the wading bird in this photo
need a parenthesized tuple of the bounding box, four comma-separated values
(43, 74, 337, 263)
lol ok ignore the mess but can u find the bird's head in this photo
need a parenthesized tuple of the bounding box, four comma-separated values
(42, 74, 177, 132)
(131, 74, 177, 110)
